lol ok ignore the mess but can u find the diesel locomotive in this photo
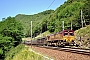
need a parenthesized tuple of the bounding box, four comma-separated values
(27, 30, 76, 46)
(46, 30, 75, 46)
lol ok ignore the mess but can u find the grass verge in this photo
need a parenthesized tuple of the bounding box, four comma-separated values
(5, 44, 53, 60)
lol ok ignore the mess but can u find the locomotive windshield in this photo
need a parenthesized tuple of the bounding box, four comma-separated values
(69, 33, 74, 36)
(64, 33, 68, 36)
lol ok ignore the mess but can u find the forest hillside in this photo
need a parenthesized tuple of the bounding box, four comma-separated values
(15, 0, 90, 37)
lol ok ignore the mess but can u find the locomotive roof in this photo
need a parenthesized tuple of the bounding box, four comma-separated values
(63, 30, 74, 32)
(47, 30, 74, 36)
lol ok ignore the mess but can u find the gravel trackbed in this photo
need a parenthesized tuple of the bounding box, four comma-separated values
(29, 46, 90, 60)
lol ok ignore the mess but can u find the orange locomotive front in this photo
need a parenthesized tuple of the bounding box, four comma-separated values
(63, 30, 75, 44)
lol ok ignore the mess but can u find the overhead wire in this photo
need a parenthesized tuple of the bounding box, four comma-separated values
(47, 0, 56, 9)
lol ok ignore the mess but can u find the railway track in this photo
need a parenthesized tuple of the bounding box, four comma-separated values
(28, 45, 90, 56)
(43, 46, 90, 55)
(24, 40, 90, 56)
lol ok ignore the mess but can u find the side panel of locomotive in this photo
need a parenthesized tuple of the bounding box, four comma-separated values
(47, 32, 63, 41)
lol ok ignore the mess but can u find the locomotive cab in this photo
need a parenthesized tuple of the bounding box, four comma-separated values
(63, 30, 75, 44)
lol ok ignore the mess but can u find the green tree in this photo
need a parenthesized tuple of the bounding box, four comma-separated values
(0, 16, 24, 59)
(48, 19, 55, 32)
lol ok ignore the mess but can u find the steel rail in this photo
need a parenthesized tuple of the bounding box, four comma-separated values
(32, 45, 90, 55)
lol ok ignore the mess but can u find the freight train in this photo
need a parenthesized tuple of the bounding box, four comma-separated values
(26, 30, 77, 46)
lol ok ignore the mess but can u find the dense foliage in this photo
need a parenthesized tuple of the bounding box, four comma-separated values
(15, 0, 90, 37)
(15, 10, 54, 37)
(0, 17, 23, 59)
(48, 0, 90, 32)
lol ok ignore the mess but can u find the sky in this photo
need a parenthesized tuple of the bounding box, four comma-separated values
(0, 0, 67, 21)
